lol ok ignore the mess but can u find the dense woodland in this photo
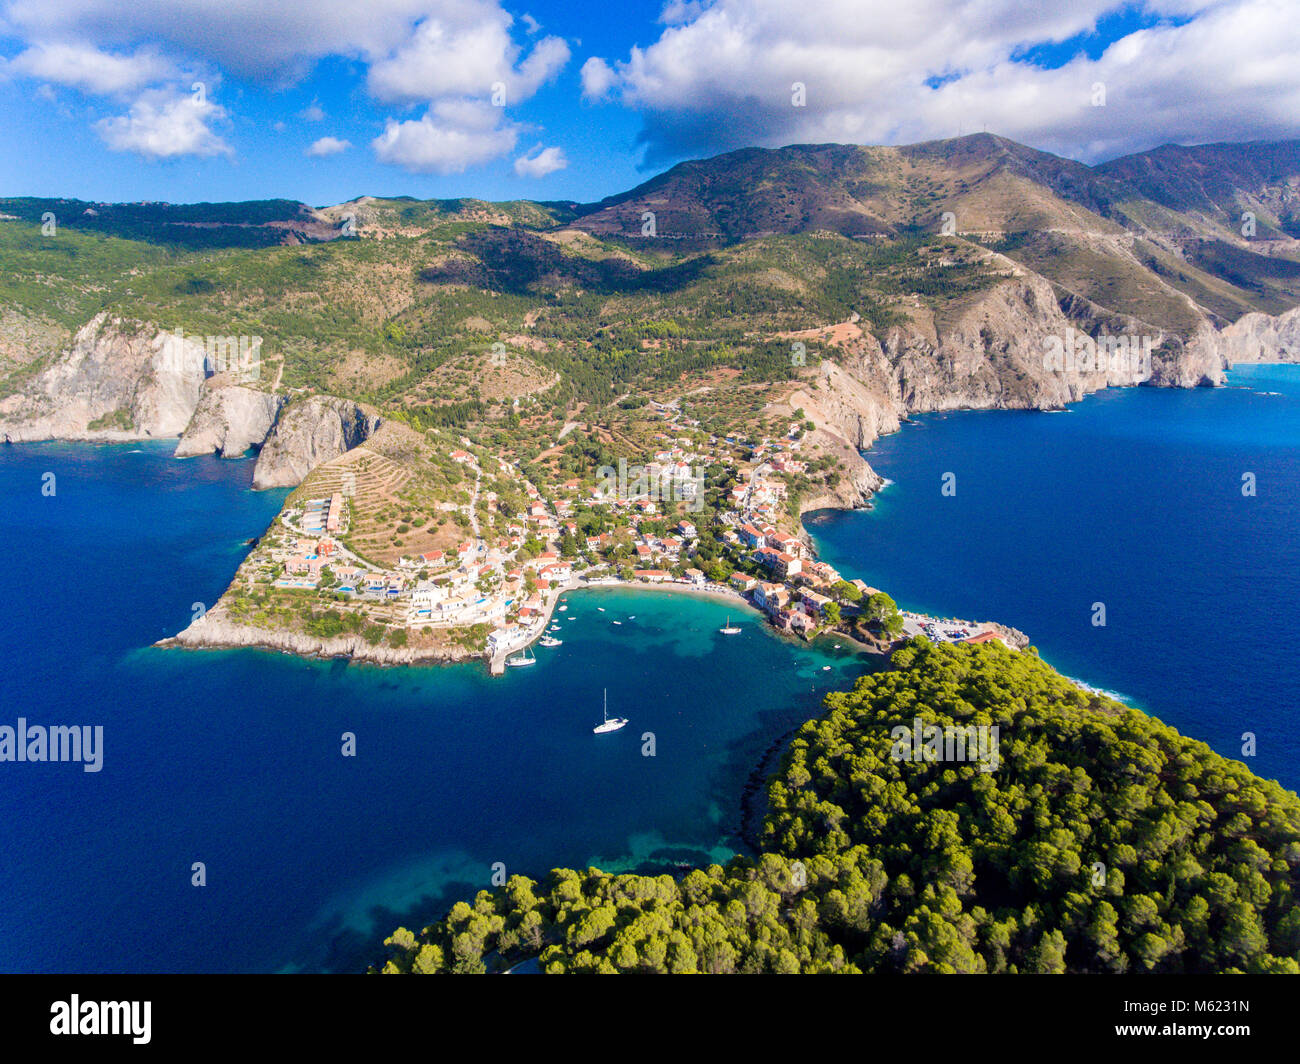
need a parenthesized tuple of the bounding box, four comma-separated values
(377, 639, 1300, 974)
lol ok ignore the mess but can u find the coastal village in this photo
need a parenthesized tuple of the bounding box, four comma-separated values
(219, 397, 1017, 672)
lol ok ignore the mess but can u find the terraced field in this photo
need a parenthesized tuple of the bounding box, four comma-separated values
(287, 423, 474, 568)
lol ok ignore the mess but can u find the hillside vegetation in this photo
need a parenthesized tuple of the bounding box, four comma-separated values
(6, 133, 1300, 412)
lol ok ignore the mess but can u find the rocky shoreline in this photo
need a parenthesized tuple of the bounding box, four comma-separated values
(157, 614, 479, 666)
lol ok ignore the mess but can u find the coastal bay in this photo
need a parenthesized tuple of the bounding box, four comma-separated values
(0, 441, 867, 973)
(807, 364, 1300, 789)
(2, 364, 1297, 973)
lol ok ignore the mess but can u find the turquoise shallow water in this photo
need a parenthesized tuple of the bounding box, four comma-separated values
(0, 448, 862, 974)
(808, 363, 1300, 790)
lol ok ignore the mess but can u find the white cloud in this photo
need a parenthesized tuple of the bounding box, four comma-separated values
(580, 56, 616, 101)
(1, 0, 442, 81)
(658, 0, 709, 25)
(8, 42, 175, 96)
(1, 0, 569, 169)
(94, 87, 231, 158)
(372, 98, 518, 173)
(301, 100, 325, 121)
(584, 0, 1300, 163)
(306, 135, 351, 156)
(513, 34, 569, 97)
(1, 0, 563, 86)
(514, 144, 567, 177)
(366, 1, 568, 105)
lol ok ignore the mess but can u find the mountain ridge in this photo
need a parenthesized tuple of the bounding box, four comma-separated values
(1, 130, 1297, 504)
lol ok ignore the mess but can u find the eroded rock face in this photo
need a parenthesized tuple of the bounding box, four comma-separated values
(884, 273, 1179, 413)
(780, 273, 1189, 463)
(769, 270, 1282, 517)
(175, 385, 284, 458)
(0, 313, 207, 440)
(1188, 304, 1300, 368)
(250, 396, 381, 489)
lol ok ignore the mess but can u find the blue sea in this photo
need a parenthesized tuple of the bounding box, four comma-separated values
(809, 363, 1300, 789)
(2, 364, 1297, 973)
(0, 445, 861, 973)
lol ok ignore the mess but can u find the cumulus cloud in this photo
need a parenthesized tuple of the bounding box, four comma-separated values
(1, 0, 440, 81)
(8, 42, 175, 96)
(372, 98, 518, 173)
(584, 0, 1300, 163)
(514, 143, 567, 177)
(306, 135, 351, 156)
(1, 0, 569, 169)
(95, 87, 231, 158)
(366, 1, 568, 105)
(579, 56, 616, 101)
(301, 100, 325, 121)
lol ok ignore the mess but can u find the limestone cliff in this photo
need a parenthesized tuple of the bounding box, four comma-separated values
(882, 271, 1184, 413)
(1186, 304, 1300, 368)
(0, 313, 206, 441)
(250, 396, 382, 489)
(175, 384, 284, 458)
(0, 309, 380, 488)
(773, 267, 1260, 481)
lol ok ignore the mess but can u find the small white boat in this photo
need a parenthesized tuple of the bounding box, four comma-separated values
(833, 644, 841, 649)
(719, 615, 741, 634)
(539, 635, 562, 647)
(506, 646, 537, 667)
(558, 605, 568, 612)
(822, 665, 831, 671)
(593, 689, 628, 734)
(597, 607, 605, 612)
(611, 620, 622, 625)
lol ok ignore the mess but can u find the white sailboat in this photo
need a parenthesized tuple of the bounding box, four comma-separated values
(719, 615, 742, 634)
(505, 644, 536, 667)
(593, 689, 628, 734)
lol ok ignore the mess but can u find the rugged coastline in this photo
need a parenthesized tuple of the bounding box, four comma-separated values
(6, 278, 1300, 673)
(155, 615, 481, 666)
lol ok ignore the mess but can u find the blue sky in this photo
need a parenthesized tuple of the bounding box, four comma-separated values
(0, 0, 1296, 206)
